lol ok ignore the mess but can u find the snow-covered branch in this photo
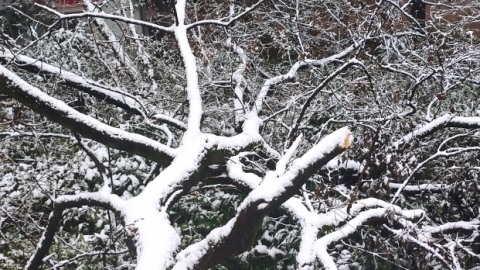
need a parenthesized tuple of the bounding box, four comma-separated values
(391, 144, 480, 204)
(253, 44, 358, 115)
(394, 114, 480, 149)
(291, 59, 368, 141)
(173, 127, 352, 269)
(175, 0, 203, 139)
(384, 225, 454, 270)
(388, 182, 451, 193)
(228, 42, 248, 126)
(3, 0, 480, 269)
(424, 220, 480, 239)
(0, 132, 74, 140)
(0, 50, 185, 132)
(0, 64, 177, 166)
(26, 192, 125, 270)
(0, 51, 145, 114)
(314, 207, 423, 270)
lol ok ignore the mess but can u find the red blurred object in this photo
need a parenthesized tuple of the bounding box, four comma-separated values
(57, 0, 82, 13)
(57, 0, 98, 13)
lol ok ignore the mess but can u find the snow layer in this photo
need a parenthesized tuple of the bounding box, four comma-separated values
(0, 64, 177, 158)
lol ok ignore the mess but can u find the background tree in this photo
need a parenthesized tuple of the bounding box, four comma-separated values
(0, 0, 479, 269)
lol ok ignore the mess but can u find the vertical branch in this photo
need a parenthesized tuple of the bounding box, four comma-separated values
(174, 0, 203, 139)
(25, 207, 63, 270)
(82, 0, 138, 78)
(229, 43, 247, 126)
(227, 3, 247, 127)
(122, 0, 159, 91)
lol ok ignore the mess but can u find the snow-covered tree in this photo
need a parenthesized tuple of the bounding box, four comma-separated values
(1, 0, 479, 269)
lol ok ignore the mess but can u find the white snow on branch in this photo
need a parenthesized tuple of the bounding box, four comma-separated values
(0, 132, 74, 140)
(385, 225, 454, 270)
(131, 211, 180, 270)
(0, 51, 144, 111)
(326, 158, 363, 171)
(55, 191, 126, 212)
(297, 198, 424, 269)
(186, 0, 267, 29)
(151, 114, 188, 131)
(172, 128, 351, 269)
(395, 114, 480, 149)
(174, 1, 203, 139)
(391, 144, 480, 204)
(395, 114, 454, 148)
(0, 64, 177, 158)
(314, 207, 424, 270)
(244, 127, 352, 205)
(449, 116, 480, 127)
(389, 183, 451, 192)
(122, 119, 265, 269)
(423, 220, 480, 240)
(276, 134, 303, 176)
(229, 42, 248, 125)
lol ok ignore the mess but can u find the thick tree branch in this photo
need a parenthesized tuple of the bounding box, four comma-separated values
(0, 51, 186, 131)
(0, 64, 176, 166)
(173, 127, 352, 269)
(394, 114, 480, 149)
(0, 51, 145, 116)
(174, 0, 203, 139)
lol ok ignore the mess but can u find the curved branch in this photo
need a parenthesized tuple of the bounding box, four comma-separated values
(0, 51, 186, 131)
(25, 192, 125, 270)
(426, 219, 480, 239)
(151, 114, 187, 131)
(186, 0, 267, 30)
(314, 207, 423, 270)
(391, 145, 480, 204)
(394, 114, 480, 149)
(49, 249, 129, 269)
(290, 59, 365, 144)
(253, 43, 359, 115)
(0, 51, 146, 115)
(384, 225, 454, 270)
(0, 64, 177, 166)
